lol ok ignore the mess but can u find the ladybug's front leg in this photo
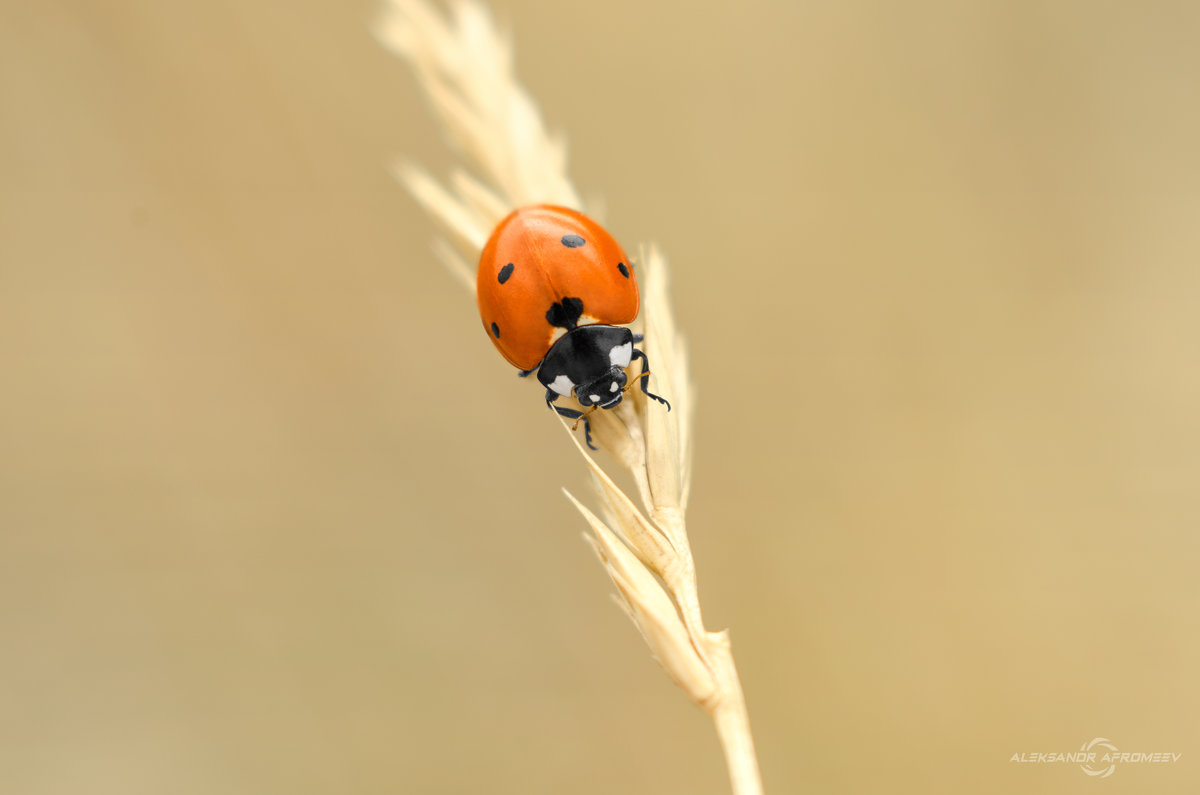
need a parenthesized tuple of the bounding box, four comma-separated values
(630, 349, 671, 411)
(545, 389, 598, 450)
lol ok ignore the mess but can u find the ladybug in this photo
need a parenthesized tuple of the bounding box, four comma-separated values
(477, 205, 670, 449)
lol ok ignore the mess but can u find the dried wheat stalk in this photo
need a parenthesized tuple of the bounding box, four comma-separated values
(375, 2, 762, 793)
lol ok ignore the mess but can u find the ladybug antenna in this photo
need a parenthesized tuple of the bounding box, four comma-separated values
(623, 370, 652, 393)
(570, 405, 599, 431)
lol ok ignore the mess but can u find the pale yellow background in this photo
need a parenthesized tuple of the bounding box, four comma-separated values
(2, 1, 1198, 794)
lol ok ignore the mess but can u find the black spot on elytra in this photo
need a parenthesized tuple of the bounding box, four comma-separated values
(617, 262, 630, 278)
(498, 263, 514, 284)
(561, 234, 585, 248)
(545, 296, 584, 330)
(491, 322, 500, 338)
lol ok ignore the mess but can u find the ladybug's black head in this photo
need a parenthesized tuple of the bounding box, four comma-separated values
(538, 324, 636, 411)
(574, 366, 628, 409)
(535, 325, 670, 451)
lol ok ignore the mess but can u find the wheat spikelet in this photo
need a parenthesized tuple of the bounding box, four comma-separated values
(375, 3, 762, 793)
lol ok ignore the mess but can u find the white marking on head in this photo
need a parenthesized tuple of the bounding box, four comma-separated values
(609, 341, 632, 368)
(609, 382, 619, 392)
(588, 394, 601, 403)
(548, 374, 575, 397)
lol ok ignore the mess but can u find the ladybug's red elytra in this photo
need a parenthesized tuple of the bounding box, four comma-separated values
(476, 205, 670, 448)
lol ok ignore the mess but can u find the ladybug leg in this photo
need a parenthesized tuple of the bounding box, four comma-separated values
(630, 349, 671, 411)
(545, 390, 598, 450)
(632, 333, 644, 344)
(517, 366, 538, 378)
(579, 415, 596, 449)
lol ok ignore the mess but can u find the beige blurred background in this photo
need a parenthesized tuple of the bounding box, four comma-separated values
(2, 1, 1199, 793)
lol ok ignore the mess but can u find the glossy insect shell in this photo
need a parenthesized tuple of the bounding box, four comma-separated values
(476, 205, 639, 370)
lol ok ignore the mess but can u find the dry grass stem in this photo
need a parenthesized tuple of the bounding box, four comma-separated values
(376, 2, 762, 793)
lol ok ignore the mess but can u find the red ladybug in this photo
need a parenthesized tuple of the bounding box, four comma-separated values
(477, 205, 670, 448)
